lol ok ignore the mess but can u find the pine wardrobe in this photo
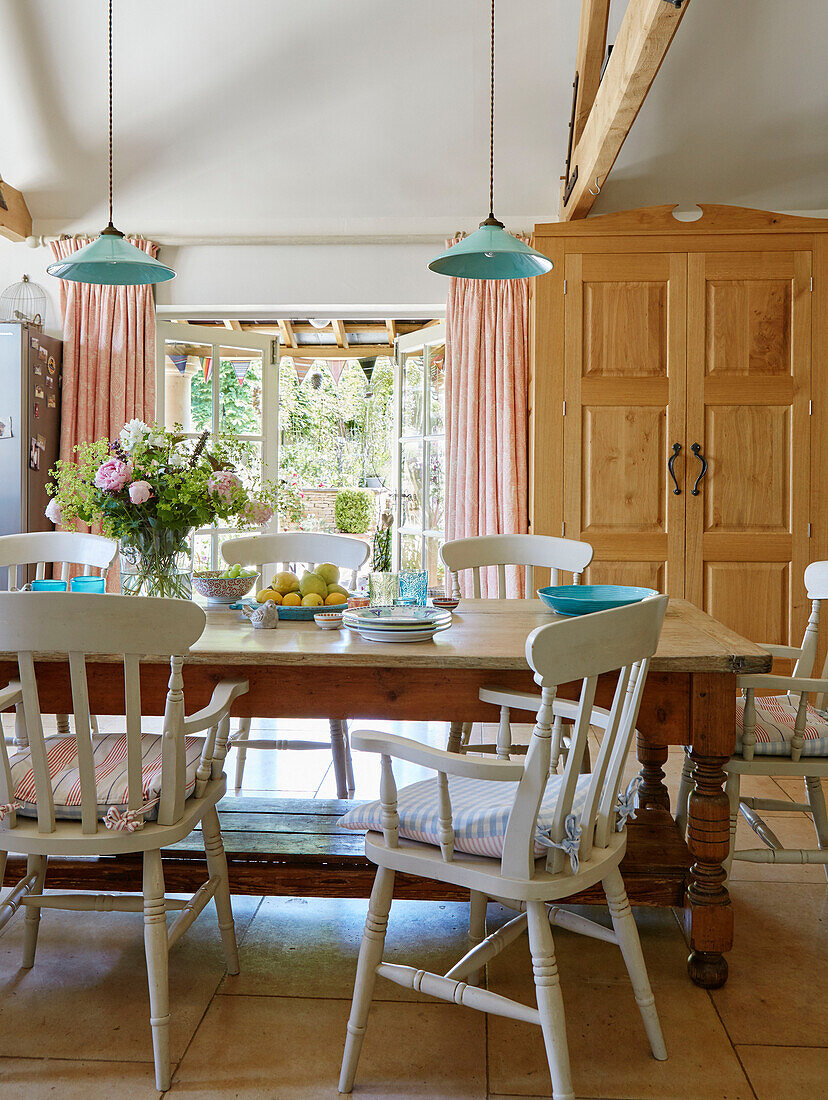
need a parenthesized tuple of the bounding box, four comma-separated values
(530, 205, 828, 648)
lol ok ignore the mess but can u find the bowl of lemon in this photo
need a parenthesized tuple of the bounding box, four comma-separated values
(254, 563, 351, 620)
(192, 566, 260, 605)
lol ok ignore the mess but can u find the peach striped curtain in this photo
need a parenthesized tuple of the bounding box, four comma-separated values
(445, 237, 530, 597)
(50, 235, 158, 464)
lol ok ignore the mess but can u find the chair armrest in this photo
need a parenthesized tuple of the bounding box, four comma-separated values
(351, 729, 524, 781)
(0, 681, 22, 712)
(184, 678, 249, 734)
(738, 673, 828, 695)
(759, 644, 803, 661)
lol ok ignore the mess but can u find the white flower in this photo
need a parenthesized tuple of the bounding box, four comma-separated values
(168, 451, 188, 468)
(119, 419, 151, 451)
(147, 430, 166, 449)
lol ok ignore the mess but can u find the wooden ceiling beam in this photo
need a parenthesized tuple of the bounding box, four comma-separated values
(277, 319, 298, 349)
(223, 319, 243, 331)
(332, 319, 349, 348)
(385, 319, 398, 344)
(572, 0, 611, 146)
(0, 177, 32, 242)
(278, 344, 393, 361)
(560, 0, 691, 220)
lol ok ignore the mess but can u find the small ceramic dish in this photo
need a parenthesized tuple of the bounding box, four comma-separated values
(314, 611, 343, 630)
(431, 596, 460, 612)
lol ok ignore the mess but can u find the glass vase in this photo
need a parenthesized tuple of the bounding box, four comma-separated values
(120, 527, 193, 599)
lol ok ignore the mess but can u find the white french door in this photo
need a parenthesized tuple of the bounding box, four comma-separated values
(393, 321, 446, 588)
(155, 321, 278, 570)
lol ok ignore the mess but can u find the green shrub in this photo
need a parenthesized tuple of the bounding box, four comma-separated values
(335, 488, 373, 534)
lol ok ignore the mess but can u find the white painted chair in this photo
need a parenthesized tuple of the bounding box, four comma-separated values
(440, 534, 593, 757)
(676, 561, 828, 880)
(0, 531, 118, 746)
(338, 595, 669, 1099)
(221, 532, 370, 797)
(0, 592, 248, 1091)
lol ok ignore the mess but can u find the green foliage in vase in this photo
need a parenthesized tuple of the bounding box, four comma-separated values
(372, 506, 394, 572)
(334, 488, 374, 534)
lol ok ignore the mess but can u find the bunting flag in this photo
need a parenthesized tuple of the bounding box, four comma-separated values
(291, 358, 314, 383)
(202, 356, 212, 381)
(170, 355, 188, 375)
(328, 360, 346, 384)
(230, 359, 250, 384)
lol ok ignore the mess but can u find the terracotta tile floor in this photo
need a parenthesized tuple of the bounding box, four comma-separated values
(1, 718, 826, 1098)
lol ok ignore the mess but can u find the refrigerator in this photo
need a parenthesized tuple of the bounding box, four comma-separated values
(0, 323, 63, 587)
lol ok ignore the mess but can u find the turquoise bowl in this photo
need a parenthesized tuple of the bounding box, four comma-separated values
(537, 584, 659, 617)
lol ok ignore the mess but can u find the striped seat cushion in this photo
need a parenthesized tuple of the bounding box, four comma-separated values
(339, 772, 592, 859)
(8, 733, 205, 820)
(736, 695, 828, 756)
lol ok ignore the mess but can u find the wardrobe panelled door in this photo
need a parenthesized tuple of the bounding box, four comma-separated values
(532, 206, 826, 650)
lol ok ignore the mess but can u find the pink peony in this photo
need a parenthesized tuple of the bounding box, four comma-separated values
(208, 469, 242, 503)
(94, 457, 133, 493)
(245, 500, 273, 525)
(128, 480, 154, 505)
(45, 498, 62, 525)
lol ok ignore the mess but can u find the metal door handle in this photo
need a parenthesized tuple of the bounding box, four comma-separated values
(691, 443, 708, 495)
(667, 443, 682, 495)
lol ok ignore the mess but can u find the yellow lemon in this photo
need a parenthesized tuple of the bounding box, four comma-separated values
(301, 593, 324, 607)
(282, 592, 302, 606)
(256, 587, 282, 604)
(324, 591, 347, 606)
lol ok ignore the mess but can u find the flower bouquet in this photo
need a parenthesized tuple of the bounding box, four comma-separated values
(46, 419, 279, 598)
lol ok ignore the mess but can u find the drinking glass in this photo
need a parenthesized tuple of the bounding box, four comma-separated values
(368, 571, 399, 605)
(398, 570, 428, 606)
(30, 579, 68, 591)
(70, 576, 106, 593)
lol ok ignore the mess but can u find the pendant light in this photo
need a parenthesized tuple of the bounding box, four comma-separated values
(47, 0, 175, 286)
(429, 0, 552, 281)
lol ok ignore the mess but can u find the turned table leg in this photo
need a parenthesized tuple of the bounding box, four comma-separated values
(684, 672, 734, 989)
(635, 732, 670, 811)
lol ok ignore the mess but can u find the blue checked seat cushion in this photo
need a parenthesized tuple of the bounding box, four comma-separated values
(736, 695, 828, 757)
(8, 733, 205, 821)
(339, 772, 593, 859)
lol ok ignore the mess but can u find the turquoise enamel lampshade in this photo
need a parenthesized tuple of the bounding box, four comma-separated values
(428, 216, 552, 280)
(47, 225, 175, 285)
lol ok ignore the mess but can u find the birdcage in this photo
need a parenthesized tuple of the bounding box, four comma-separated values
(0, 275, 47, 326)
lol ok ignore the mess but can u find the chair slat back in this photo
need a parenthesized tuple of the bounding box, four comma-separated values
(500, 595, 668, 880)
(440, 534, 593, 599)
(0, 532, 118, 591)
(0, 594, 206, 835)
(222, 532, 370, 590)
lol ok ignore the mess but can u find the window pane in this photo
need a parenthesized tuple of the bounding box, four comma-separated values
(424, 536, 446, 591)
(427, 343, 445, 436)
(426, 439, 444, 531)
(400, 442, 424, 529)
(163, 341, 212, 432)
(218, 348, 263, 436)
(401, 351, 424, 435)
(193, 531, 213, 573)
(400, 533, 422, 572)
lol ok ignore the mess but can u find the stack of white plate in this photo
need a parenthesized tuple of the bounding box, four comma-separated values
(341, 604, 453, 643)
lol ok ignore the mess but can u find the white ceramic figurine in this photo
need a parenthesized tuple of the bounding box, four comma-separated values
(241, 600, 279, 629)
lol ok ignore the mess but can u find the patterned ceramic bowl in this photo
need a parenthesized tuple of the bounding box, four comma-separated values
(314, 610, 343, 630)
(431, 596, 460, 612)
(192, 570, 260, 605)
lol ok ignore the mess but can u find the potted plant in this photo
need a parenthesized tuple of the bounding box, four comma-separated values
(334, 488, 373, 534)
(46, 419, 279, 598)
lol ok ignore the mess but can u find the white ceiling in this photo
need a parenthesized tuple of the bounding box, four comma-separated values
(0, 0, 826, 242)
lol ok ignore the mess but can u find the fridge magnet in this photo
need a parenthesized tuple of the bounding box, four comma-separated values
(47, 394, 56, 409)
(45, 374, 54, 387)
(33, 403, 40, 419)
(38, 346, 47, 362)
(47, 356, 56, 375)
(33, 361, 42, 376)
(30, 337, 38, 349)
(29, 438, 39, 469)
(36, 434, 46, 450)
(0, 416, 12, 438)
(34, 384, 44, 399)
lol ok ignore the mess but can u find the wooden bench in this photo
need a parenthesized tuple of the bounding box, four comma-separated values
(3, 795, 690, 905)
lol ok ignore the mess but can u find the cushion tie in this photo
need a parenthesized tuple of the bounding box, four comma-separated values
(614, 775, 643, 832)
(0, 801, 22, 822)
(104, 797, 160, 833)
(536, 812, 582, 872)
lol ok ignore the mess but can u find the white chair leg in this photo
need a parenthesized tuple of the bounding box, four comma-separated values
(676, 751, 693, 837)
(343, 724, 356, 797)
(339, 866, 395, 1094)
(21, 854, 48, 969)
(90, 714, 100, 737)
(804, 775, 828, 883)
(526, 900, 575, 1100)
(233, 717, 251, 793)
(724, 771, 740, 879)
(55, 713, 71, 736)
(603, 867, 667, 1061)
(446, 721, 464, 754)
(467, 890, 487, 987)
(143, 849, 171, 1092)
(330, 719, 353, 799)
(201, 804, 239, 974)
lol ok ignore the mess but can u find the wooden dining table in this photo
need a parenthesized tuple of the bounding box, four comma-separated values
(0, 596, 770, 989)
